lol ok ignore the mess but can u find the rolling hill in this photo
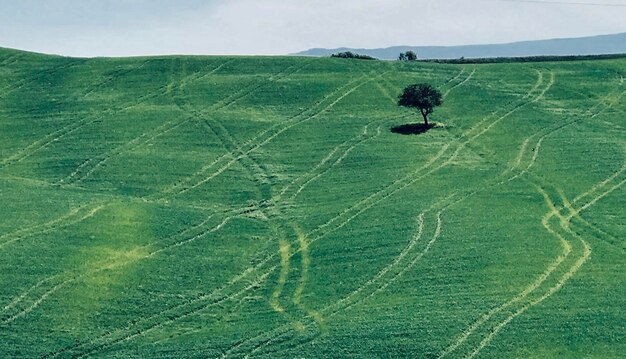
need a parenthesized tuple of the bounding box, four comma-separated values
(296, 32, 626, 60)
(0, 47, 624, 358)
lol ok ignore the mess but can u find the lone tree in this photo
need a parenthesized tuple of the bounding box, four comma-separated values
(398, 83, 443, 127)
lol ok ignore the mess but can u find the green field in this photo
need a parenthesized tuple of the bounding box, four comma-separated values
(0, 47, 624, 358)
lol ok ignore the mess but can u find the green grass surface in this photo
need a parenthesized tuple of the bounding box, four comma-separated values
(0, 48, 624, 358)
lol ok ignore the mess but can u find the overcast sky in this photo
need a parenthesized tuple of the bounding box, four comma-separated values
(1, 0, 626, 57)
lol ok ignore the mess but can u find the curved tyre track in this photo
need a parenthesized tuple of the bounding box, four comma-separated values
(0, 204, 104, 251)
(0, 61, 155, 170)
(163, 72, 380, 197)
(39, 118, 386, 358)
(52, 68, 550, 358)
(57, 59, 231, 184)
(438, 169, 624, 359)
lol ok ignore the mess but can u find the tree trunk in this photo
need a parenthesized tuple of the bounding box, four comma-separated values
(420, 109, 429, 127)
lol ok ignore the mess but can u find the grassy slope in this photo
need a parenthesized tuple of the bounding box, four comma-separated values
(0, 48, 624, 358)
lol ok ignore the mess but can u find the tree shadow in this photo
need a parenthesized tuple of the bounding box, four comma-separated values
(390, 123, 435, 135)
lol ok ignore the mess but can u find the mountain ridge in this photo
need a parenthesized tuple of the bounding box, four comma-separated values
(295, 32, 626, 60)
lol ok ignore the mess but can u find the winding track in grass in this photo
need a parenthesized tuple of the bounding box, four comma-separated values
(0, 60, 155, 169)
(39, 76, 392, 356)
(3, 68, 381, 333)
(3, 53, 624, 358)
(47, 65, 545, 358)
(439, 76, 626, 359)
(232, 67, 626, 358)
(7, 64, 532, 354)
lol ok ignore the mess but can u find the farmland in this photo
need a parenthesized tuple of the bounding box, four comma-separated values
(0, 47, 624, 358)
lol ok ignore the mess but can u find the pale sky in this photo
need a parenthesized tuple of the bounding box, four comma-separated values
(1, 0, 626, 57)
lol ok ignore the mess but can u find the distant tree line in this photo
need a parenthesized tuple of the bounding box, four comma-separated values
(398, 51, 418, 61)
(326, 51, 626, 64)
(330, 51, 377, 60)
(421, 53, 626, 64)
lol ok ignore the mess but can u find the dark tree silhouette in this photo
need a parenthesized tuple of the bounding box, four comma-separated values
(398, 51, 418, 61)
(331, 51, 377, 60)
(398, 83, 443, 127)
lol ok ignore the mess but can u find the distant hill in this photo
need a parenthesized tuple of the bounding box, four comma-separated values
(295, 32, 626, 60)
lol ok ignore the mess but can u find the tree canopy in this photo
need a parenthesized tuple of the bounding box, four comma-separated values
(398, 83, 443, 127)
(398, 51, 418, 61)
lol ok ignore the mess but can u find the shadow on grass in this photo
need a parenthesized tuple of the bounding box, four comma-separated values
(390, 123, 435, 135)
